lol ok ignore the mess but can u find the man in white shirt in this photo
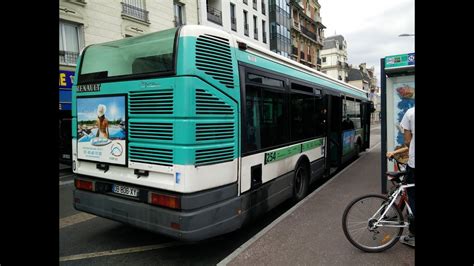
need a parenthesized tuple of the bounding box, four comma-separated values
(387, 107, 415, 247)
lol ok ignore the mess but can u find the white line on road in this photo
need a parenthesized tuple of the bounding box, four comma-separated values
(60, 212, 97, 229)
(59, 242, 187, 262)
(59, 173, 75, 180)
(59, 180, 74, 186)
(218, 142, 381, 266)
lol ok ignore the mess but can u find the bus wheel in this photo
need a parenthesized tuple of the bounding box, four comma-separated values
(293, 163, 309, 202)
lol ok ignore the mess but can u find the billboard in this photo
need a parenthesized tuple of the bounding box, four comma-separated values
(392, 81, 415, 148)
(76, 96, 127, 165)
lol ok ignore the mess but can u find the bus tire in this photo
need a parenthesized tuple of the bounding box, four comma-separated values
(293, 161, 309, 202)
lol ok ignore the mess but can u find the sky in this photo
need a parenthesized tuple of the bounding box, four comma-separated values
(318, 0, 415, 86)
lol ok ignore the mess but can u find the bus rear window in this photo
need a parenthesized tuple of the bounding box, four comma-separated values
(78, 27, 178, 84)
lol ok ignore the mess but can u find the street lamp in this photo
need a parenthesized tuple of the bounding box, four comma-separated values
(398, 34, 415, 37)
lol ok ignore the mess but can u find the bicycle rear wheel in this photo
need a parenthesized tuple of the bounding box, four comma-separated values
(342, 194, 404, 252)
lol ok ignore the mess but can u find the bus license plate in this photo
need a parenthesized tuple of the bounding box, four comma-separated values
(112, 184, 139, 197)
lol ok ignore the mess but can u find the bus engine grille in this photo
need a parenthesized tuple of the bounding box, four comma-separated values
(129, 89, 173, 115)
(195, 146, 234, 166)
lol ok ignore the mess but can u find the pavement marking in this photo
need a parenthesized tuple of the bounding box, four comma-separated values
(217, 142, 381, 266)
(59, 173, 75, 180)
(60, 212, 97, 229)
(60, 180, 74, 186)
(59, 242, 187, 262)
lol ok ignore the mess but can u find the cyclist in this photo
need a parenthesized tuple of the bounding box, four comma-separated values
(387, 107, 415, 247)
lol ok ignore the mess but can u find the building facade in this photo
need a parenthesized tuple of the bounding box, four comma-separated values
(200, 0, 270, 49)
(320, 35, 350, 81)
(347, 63, 376, 92)
(289, 0, 325, 70)
(59, 0, 198, 161)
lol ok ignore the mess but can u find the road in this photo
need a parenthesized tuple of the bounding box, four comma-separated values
(59, 124, 381, 265)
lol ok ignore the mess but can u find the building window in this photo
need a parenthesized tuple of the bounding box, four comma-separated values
(121, 0, 149, 23)
(244, 11, 249, 36)
(322, 57, 326, 63)
(253, 15, 258, 40)
(243, 0, 248, 5)
(262, 0, 266, 15)
(230, 3, 236, 31)
(253, 0, 257, 10)
(207, 0, 222, 25)
(59, 20, 83, 66)
(174, 2, 185, 27)
(262, 20, 266, 43)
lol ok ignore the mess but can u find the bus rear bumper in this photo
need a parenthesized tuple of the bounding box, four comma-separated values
(73, 189, 243, 241)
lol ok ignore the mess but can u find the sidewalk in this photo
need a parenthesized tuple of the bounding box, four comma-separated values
(220, 144, 414, 266)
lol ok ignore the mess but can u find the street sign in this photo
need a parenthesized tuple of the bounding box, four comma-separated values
(384, 53, 415, 69)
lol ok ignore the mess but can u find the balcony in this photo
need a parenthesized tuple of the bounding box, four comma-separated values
(244, 24, 249, 36)
(292, 46, 298, 56)
(314, 14, 322, 24)
(207, 6, 222, 25)
(231, 17, 236, 31)
(121, 2, 149, 23)
(301, 26, 316, 41)
(59, 50, 79, 65)
(293, 20, 300, 30)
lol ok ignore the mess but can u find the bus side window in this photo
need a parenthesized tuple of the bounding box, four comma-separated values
(245, 85, 262, 153)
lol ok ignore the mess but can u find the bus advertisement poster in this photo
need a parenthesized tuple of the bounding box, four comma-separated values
(392, 81, 415, 148)
(76, 96, 127, 165)
(342, 130, 355, 156)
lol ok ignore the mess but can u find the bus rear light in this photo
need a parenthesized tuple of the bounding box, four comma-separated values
(149, 193, 181, 209)
(75, 179, 95, 191)
(170, 222, 181, 230)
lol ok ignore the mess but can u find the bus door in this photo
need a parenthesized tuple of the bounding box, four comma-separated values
(327, 95, 342, 170)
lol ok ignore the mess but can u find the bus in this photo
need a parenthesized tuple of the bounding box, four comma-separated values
(72, 25, 373, 241)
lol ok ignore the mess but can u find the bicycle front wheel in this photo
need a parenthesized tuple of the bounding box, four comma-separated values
(342, 194, 404, 252)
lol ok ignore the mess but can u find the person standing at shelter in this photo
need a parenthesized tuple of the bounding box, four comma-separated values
(387, 107, 415, 247)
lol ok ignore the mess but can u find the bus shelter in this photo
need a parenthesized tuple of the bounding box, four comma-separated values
(380, 53, 415, 193)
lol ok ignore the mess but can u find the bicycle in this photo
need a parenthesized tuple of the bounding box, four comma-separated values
(341, 157, 414, 252)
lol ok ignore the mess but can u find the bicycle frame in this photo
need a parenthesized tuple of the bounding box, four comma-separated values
(369, 183, 414, 229)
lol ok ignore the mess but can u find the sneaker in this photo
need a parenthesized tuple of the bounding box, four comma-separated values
(399, 234, 415, 247)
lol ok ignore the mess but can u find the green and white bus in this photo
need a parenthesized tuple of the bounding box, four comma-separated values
(72, 25, 373, 241)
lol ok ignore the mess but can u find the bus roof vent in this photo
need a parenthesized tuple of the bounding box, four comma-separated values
(195, 34, 235, 89)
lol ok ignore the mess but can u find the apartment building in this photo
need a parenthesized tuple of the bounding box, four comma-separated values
(200, 0, 270, 49)
(289, 0, 325, 70)
(320, 35, 350, 81)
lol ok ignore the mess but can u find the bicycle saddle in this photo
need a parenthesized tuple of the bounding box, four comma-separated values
(386, 171, 407, 183)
